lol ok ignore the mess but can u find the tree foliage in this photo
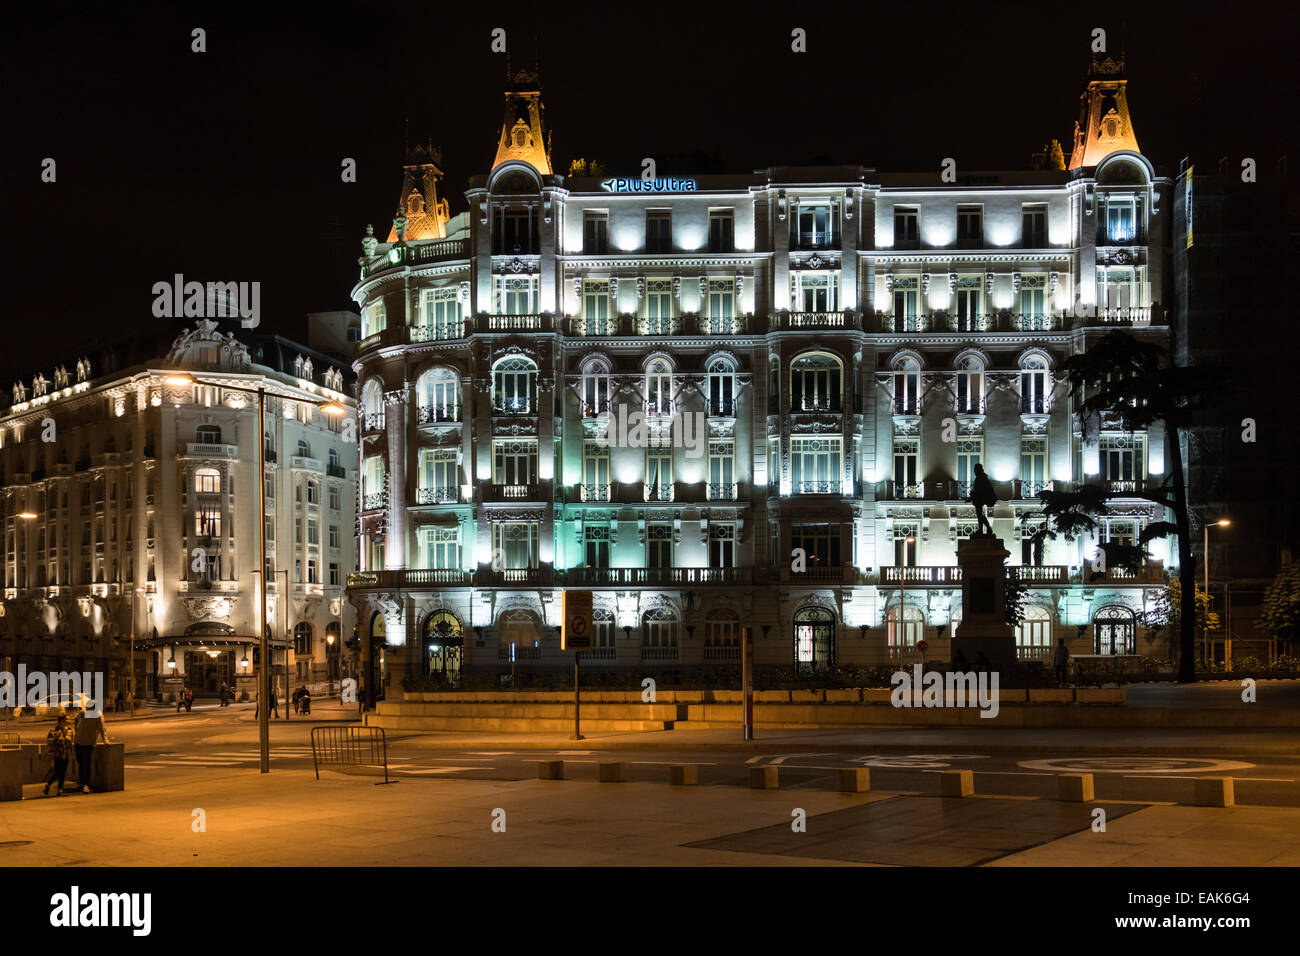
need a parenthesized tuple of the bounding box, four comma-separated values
(1139, 577, 1220, 635)
(1259, 564, 1300, 639)
(567, 158, 607, 178)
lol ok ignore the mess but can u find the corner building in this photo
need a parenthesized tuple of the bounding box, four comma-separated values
(348, 59, 1175, 693)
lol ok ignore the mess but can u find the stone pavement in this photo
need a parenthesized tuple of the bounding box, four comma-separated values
(2, 760, 1298, 866)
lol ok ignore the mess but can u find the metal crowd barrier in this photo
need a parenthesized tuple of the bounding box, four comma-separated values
(310, 725, 396, 785)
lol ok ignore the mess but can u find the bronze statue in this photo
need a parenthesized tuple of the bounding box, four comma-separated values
(969, 462, 998, 535)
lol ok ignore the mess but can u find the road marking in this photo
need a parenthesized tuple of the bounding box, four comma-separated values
(399, 767, 485, 775)
(921, 769, 1052, 776)
(628, 761, 718, 766)
(1019, 757, 1256, 774)
(849, 754, 990, 769)
(1122, 774, 1294, 782)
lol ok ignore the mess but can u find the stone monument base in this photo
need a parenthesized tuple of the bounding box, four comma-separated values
(950, 633, 1018, 675)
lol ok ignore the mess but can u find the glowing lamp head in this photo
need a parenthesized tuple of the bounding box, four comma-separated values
(17, 511, 38, 520)
(319, 401, 346, 416)
(164, 374, 195, 387)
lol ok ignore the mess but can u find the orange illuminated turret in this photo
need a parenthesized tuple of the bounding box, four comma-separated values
(491, 69, 552, 175)
(386, 141, 450, 242)
(1068, 55, 1141, 170)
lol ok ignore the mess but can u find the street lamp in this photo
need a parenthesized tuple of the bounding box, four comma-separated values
(1204, 518, 1230, 667)
(900, 536, 916, 653)
(129, 586, 145, 718)
(163, 371, 344, 773)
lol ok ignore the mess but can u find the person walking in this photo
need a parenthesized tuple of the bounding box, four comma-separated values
(1052, 638, 1070, 686)
(219, 682, 229, 707)
(185, 688, 193, 712)
(176, 689, 185, 713)
(43, 713, 75, 796)
(300, 686, 311, 716)
(72, 707, 110, 794)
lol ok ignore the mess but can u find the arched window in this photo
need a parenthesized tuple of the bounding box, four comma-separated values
(417, 368, 461, 423)
(793, 606, 836, 672)
(196, 425, 221, 445)
(641, 607, 679, 649)
(492, 357, 537, 413)
(892, 355, 921, 415)
(954, 354, 985, 415)
(1019, 354, 1051, 414)
(499, 609, 541, 653)
(294, 621, 313, 656)
(707, 357, 736, 417)
(790, 352, 841, 412)
(645, 359, 673, 417)
(423, 610, 463, 677)
(581, 358, 611, 417)
(194, 467, 220, 494)
(1094, 605, 1136, 656)
(1016, 604, 1053, 655)
(593, 607, 615, 650)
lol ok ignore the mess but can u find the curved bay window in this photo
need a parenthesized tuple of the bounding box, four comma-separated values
(790, 352, 841, 412)
(417, 368, 460, 423)
(794, 606, 835, 672)
(492, 357, 537, 414)
(423, 610, 463, 678)
(1094, 605, 1136, 656)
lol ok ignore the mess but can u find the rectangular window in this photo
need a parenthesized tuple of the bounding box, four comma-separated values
(583, 524, 610, 569)
(1106, 197, 1136, 242)
(893, 366, 920, 415)
(795, 203, 834, 248)
(705, 278, 735, 333)
(583, 442, 610, 501)
(581, 279, 612, 334)
(892, 276, 919, 331)
(955, 365, 984, 414)
(955, 438, 983, 499)
(363, 457, 384, 500)
(893, 522, 919, 567)
(329, 562, 340, 586)
(708, 209, 735, 252)
(493, 439, 538, 487)
(583, 211, 609, 254)
(493, 521, 539, 570)
(329, 486, 340, 511)
(709, 522, 736, 568)
(643, 278, 675, 334)
(1023, 204, 1048, 247)
(1099, 434, 1146, 490)
(195, 510, 220, 537)
(497, 208, 535, 255)
(421, 287, 462, 339)
(893, 439, 919, 496)
(496, 275, 538, 315)
(421, 526, 460, 570)
(646, 449, 672, 501)
(792, 272, 838, 312)
(893, 207, 919, 246)
(308, 519, 318, 545)
(295, 517, 303, 544)
(307, 559, 318, 584)
(708, 441, 736, 499)
(1019, 274, 1048, 328)
(646, 523, 673, 569)
(646, 211, 672, 253)
(421, 449, 460, 502)
(306, 482, 318, 505)
(791, 523, 840, 570)
(329, 525, 339, 549)
(1021, 438, 1048, 497)
(954, 275, 983, 331)
(363, 300, 386, 337)
(790, 437, 842, 495)
(957, 205, 982, 247)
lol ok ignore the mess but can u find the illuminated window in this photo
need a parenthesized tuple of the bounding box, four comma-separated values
(582, 212, 609, 254)
(194, 467, 220, 494)
(645, 211, 672, 253)
(957, 205, 982, 247)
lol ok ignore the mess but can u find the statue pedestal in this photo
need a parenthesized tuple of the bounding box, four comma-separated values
(951, 533, 1017, 673)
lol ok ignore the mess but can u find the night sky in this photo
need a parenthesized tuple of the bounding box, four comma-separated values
(2, 1, 1294, 385)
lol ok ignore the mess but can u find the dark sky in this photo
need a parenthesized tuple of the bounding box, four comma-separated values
(2, 1, 1294, 385)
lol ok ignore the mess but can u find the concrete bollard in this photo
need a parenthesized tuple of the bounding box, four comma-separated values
(1194, 777, 1235, 807)
(749, 766, 780, 790)
(0, 749, 24, 802)
(939, 769, 974, 797)
(537, 760, 564, 780)
(1057, 773, 1095, 802)
(598, 762, 625, 783)
(669, 765, 698, 786)
(838, 768, 871, 793)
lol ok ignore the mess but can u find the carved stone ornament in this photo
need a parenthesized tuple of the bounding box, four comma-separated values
(184, 596, 233, 622)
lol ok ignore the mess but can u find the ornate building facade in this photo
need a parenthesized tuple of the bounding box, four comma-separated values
(347, 59, 1174, 693)
(0, 319, 357, 701)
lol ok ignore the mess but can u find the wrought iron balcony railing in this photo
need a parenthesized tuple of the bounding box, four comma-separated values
(707, 482, 737, 501)
(790, 480, 842, 495)
(418, 403, 461, 424)
(415, 487, 461, 505)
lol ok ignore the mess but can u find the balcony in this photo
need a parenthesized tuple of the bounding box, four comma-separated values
(790, 230, 840, 251)
(883, 481, 927, 500)
(580, 483, 611, 502)
(639, 316, 683, 336)
(703, 645, 741, 663)
(1012, 313, 1055, 332)
(644, 401, 674, 419)
(1011, 565, 1068, 584)
(184, 443, 238, 459)
(789, 565, 851, 584)
(347, 569, 472, 589)
(891, 401, 921, 417)
(291, 456, 321, 471)
(584, 646, 617, 661)
(1104, 479, 1144, 494)
(1020, 398, 1051, 416)
(789, 480, 843, 496)
(563, 567, 752, 587)
(694, 314, 748, 335)
(492, 398, 536, 416)
(498, 644, 542, 661)
(790, 398, 842, 414)
(640, 646, 680, 663)
(417, 403, 461, 425)
(415, 486, 463, 505)
(582, 400, 611, 419)
(362, 238, 470, 277)
(774, 311, 859, 331)
(707, 482, 738, 501)
(881, 313, 926, 333)
(362, 413, 385, 433)
(1098, 306, 1152, 325)
(482, 568, 542, 586)
(707, 398, 735, 418)
(1017, 645, 1054, 662)
(410, 322, 465, 343)
(487, 483, 541, 501)
(361, 493, 386, 512)
(643, 482, 674, 502)
(568, 315, 619, 337)
(881, 565, 962, 585)
(1016, 479, 1054, 499)
(326, 462, 347, 479)
(476, 313, 554, 333)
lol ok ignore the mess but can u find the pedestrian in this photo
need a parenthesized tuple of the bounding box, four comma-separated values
(292, 686, 301, 714)
(219, 682, 229, 707)
(176, 690, 185, 713)
(300, 687, 311, 716)
(72, 707, 110, 794)
(1053, 638, 1070, 686)
(114, 689, 125, 713)
(185, 688, 193, 712)
(43, 713, 75, 796)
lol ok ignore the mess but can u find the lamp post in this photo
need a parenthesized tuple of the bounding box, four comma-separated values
(1204, 518, 1230, 667)
(164, 372, 344, 772)
(129, 586, 145, 718)
(900, 536, 915, 655)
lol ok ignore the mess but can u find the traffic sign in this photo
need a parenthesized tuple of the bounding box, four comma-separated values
(561, 590, 594, 650)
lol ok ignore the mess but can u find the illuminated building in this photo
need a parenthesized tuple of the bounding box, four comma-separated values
(0, 318, 357, 700)
(347, 59, 1176, 689)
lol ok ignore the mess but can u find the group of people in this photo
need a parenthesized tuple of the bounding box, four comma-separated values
(291, 685, 312, 715)
(175, 687, 195, 712)
(43, 709, 110, 796)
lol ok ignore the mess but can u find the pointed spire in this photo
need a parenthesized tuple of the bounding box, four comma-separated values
(385, 136, 450, 242)
(491, 69, 552, 174)
(1068, 54, 1141, 169)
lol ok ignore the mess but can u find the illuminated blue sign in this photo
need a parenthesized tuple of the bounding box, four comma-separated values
(600, 177, 697, 193)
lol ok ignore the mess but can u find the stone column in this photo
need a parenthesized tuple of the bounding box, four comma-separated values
(384, 387, 408, 569)
(951, 533, 1017, 673)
